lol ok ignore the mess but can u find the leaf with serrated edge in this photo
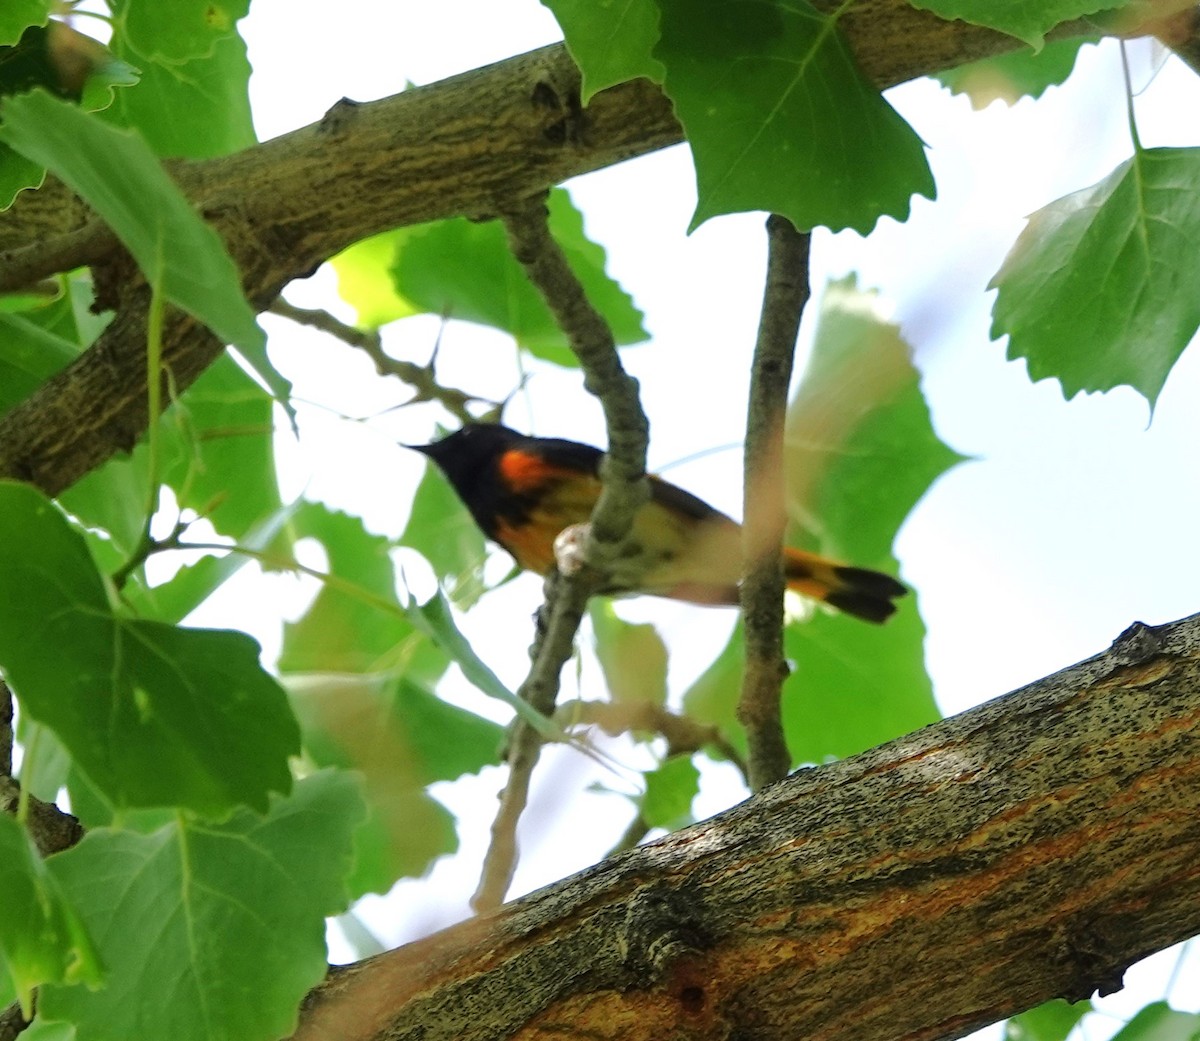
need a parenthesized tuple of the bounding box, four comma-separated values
(541, 0, 664, 100)
(0, 482, 298, 814)
(992, 147, 1200, 408)
(909, 0, 1127, 49)
(654, 0, 934, 233)
(39, 772, 364, 1041)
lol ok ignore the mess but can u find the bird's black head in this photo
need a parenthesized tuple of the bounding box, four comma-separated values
(408, 423, 525, 497)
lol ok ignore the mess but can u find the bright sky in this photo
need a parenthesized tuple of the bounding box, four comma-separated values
(141, 0, 1200, 1030)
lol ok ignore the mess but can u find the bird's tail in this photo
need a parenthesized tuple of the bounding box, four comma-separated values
(783, 547, 907, 624)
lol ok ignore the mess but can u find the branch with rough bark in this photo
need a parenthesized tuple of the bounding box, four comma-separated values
(291, 612, 1200, 1041)
(0, 3, 1041, 501)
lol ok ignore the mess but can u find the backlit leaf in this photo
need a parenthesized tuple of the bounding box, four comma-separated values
(991, 147, 1200, 408)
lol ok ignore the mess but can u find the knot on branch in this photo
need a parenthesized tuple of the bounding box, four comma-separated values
(617, 884, 714, 983)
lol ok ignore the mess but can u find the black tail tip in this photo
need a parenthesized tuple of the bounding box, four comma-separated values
(829, 566, 907, 624)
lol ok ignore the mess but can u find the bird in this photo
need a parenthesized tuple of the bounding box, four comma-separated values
(411, 423, 906, 623)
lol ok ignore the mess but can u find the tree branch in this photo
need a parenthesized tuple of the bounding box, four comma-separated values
(268, 300, 497, 423)
(472, 194, 650, 911)
(0, 4, 1046, 499)
(292, 614, 1200, 1041)
(738, 216, 810, 791)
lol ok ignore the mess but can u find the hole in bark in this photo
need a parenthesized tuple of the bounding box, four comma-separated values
(680, 986, 705, 1013)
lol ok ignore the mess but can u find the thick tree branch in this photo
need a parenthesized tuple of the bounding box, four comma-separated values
(738, 216, 810, 791)
(293, 614, 1200, 1041)
(0, 6, 1045, 499)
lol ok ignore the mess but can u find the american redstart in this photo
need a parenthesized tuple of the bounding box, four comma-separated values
(412, 423, 906, 623)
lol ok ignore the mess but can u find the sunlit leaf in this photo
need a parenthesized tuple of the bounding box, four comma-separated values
(908, 0, 1125, 48)
(639, 754, 699, 830)
(787, 276, 966, 564)
(590, 601, 667, 707)
(280, 502, 441, 675)
(290, 673, 502, 895)
(402, 453, 488, 609)
(991, 147, 1200, 408)
(783, 572, 938, 763)
(654, 0, 934, 233)
(390, 187, 647, 366)
(331, 229, 420, 328)
(936, 37, 1097, 109)
(103, 29, 254, 158)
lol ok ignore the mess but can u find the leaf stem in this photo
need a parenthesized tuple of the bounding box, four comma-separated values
(1120, 39, 1144, 154)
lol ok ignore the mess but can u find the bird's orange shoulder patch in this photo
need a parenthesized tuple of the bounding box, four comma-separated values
(498, 449, 576, 493)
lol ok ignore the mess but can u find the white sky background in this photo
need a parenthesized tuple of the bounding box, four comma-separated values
(158, 0, 1200, 1032)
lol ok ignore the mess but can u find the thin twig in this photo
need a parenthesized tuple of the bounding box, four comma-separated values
(268, 299, 497, 424)
(471, 193, 649, 912)
(0, 680, 12, 777)
(738, 215, 810, 792)
(556, 699, 749, 783)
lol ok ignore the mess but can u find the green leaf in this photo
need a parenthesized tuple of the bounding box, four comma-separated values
(402, 453, 488, 609)
(590, 601, 667, 707)
(907, 0, 1125, 49)
(991, 147, 1200, 408)
(40, 771, 364, 1041)
(1108, 1003, 1200, 1041)
(60, 354, 284, 557)
(290, 673, 502, 894)
(390, 187, 648, 366)
(112, 0, 250, 63)
(654, 0, 934, 234)
(407, 588, 565, 739)
(0, 815, 101, 1017)
(330, 229, 420, 328)
(103, 29, 254, 159)
(681, 622, 744, 754)
(541, 0, 664, 100)
(159, 353, 282, 538)
(0, 310, 79, 415)
(786, 276, 966, 564)
(0, 482, 299, 814)
(0, 22, 138, 207)
(639, 754, 699, 830)
(936, 37, 1098, 109)
(280, 502, 439, 674)
(0, 1, 50, 47)
(1005, 999, 1095, 1041)
(783, 569, 938, 763)
(0, 89, 263, 351)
